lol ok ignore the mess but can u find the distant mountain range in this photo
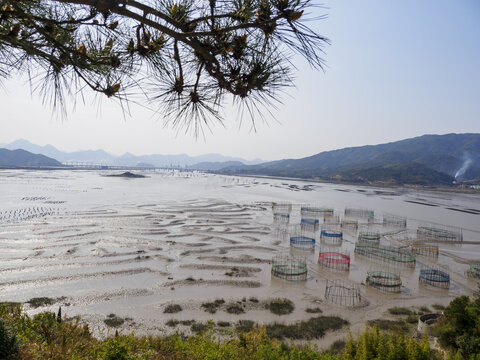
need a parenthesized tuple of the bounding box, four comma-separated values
(0, 139, 263, 168)
(0, 148, 62, 167)
(1, 134, 479, 186)
(218, 133, 480, 185)
(188, 161, 245, 171)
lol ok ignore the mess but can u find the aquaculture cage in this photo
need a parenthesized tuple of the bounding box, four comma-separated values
(366, 271, 402, 293)
(410, 244, 439, 258)
(388, 229, 420, 244)
(271, 225, 290, 242)
(466, 264, 480, 279)
(419, 268, 450, 289)
(359, 223, 384, 235)
(272, 202, 292, 214)
(290, 236, 316, 251)
(383, 213, 407, 228)
(417, 313, 441, 335)
(271, 254, 308, 281)
(318, 249, 350, 271)
(273, 212, 290, 223)
(417, 226, 462, 243)
(354, 243, 416, 267)
(344, 208, 374, 219)
(325, 280, 366, 307)
(321, 229, 343, 245)
(289, 223, 318, 242)
(341, 220, 358, 230)
(358, 232, 381, 244)
(301, 206, 334, 219)
(300, 218, 320, 232)
(324, 215, 340, 225)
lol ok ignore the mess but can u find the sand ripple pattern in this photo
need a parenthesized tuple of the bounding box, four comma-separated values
(0, 198, 275, 319)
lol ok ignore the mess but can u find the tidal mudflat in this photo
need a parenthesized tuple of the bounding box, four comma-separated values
(0, 169, 479, 348)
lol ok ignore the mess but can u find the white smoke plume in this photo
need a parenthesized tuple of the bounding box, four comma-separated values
(455, 152, 473, 180)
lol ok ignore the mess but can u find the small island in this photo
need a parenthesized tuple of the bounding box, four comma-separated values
(105, 171, 147, 178)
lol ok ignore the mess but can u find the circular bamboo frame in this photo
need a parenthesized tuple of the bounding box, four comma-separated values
(410, 244, 439, 258)
(290, 236, 316, 251)
(325, 280, 366, 307)
(358, 232, 381, 244)
(341, 220, 358, 230)
(321, 229, 343, 245)
(383, 213, 407, 228)
(419, 268, 450, 289)
(272, 203, 292, 214)
(323, 215, 340, 224)
(318, 251, 350, 271)
(354, 243, 415, 267)
(300, 218, 320, 232)
(301, 206, 334, 219)
(273, 212, 290, 223)
(366, 271, 402, 293)
(466, 264, 480, 279)
(344, 208, 374, 218)
(271, 254, 308, 281)
(417, 226, 462, 242)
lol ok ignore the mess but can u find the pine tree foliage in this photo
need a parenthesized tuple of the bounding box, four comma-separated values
(433, 296, 480, 359)
(343, 326, 431, 360)
(0, 318, 19, 359)
(0, 0, 328, 134)
(0, 301, 440, 360)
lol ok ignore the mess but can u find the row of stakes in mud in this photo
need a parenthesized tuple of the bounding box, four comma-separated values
(269, 204, 465, 306)
(273, 204, 462, 241)
(0, 207, 59, 223)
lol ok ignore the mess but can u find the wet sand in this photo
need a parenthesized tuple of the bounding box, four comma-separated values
(0, 169, 479, 349)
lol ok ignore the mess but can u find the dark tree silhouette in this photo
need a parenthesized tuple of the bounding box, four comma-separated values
(0, 0, 328, 134)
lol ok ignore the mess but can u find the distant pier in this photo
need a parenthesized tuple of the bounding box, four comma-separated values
(0, 162, 191, 172)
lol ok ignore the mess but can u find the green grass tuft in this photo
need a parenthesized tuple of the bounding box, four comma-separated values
(388, 307, 414, 316)
(226, 303, 245, 314)
(104, 314, 125, 328)
(367, 319, 409, 333)
(266, 299, 294, 315)
(26, 297, 56, 308)
(236, 320, 256, 333)
(191, 322, 208, 333)
(305, 307, 322, 314)
(164, 304, 182, 313)
(432, 303, 445, 311)
(266, 316, 348, 340)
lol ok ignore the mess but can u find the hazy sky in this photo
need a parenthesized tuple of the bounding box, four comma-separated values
(0, 1, 479, 161)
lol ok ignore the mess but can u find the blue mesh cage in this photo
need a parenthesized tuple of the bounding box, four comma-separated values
(321, 230, 343, 238)
(420, 269, 449, 282)
(419, 268, 450, 289)
(273, 213, 290, 223)
(301, 218, 319, 225)
(290, 236, 316, 247)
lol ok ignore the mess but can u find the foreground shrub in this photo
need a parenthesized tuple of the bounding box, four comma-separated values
(367, 319, 410, 333)
(343, 326, 431, 360)
(433, 296, 480, 358)
(0, 319, 19, 359)
(97, 338, 131, 360)
(0, 302, 438, 360)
